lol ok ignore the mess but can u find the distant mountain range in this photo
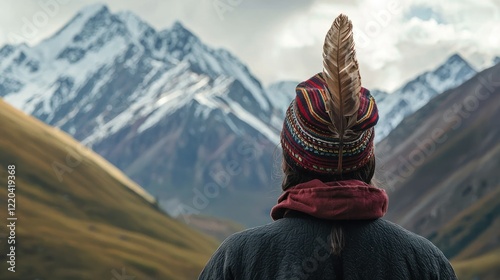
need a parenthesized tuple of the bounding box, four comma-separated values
(0, 4, 492, 227)
(377, 63, 500, 280)
(373, 54, 477, 140)
(262, 54, 478, 142)
(0, 4, 281, 226)
(0, 99, 218, 279)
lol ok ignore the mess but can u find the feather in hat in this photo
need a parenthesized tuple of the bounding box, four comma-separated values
(322, 14, 362, 172)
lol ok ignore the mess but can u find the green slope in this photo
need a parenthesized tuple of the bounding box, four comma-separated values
(0, 100, 218, 279)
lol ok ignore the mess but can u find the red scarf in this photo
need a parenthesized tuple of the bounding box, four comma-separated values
(271, 179, 389, 220)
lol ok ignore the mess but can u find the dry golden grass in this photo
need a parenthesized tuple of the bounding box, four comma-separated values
(431, 186, 500, 280)
(0, 100, 218, 279)
(453, 248, 500, 280)
(180, 214, 245, 241)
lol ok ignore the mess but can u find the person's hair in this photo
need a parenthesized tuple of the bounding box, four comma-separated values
(281, 156, 376, 256)
(281, 156, 376, 191)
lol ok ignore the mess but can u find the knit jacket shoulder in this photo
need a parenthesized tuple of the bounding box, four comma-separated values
(198, 216, 457, 280)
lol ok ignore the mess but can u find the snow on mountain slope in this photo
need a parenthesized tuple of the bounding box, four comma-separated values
(0, 4, 482, 226)
(0, 4, 279, 226)
(370, 89, 389, 104)
(375, 54, 476, 141)
(1, 4, 276, 143)
(266, 81, 299, 129)
(265, 54, 476, 143)
(153, 21, 271, 115)
(266, 81, 297, 113)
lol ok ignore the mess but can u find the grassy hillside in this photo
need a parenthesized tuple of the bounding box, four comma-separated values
(179, 214, 245, 242)
(0, 99, 218, 279)
(433, 187, 500, 280)
(376, 64, 500, 279)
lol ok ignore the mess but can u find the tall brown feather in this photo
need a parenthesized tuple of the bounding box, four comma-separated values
(322, 14, 362, 172)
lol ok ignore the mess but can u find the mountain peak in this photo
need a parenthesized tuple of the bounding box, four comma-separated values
(116, 10, 142, 22)
(170, 21, 194, 36)
(443, 53, 471, 68)
(160, 20, 198, 44)
(38, 3, 112, 52)
(448, 53, 464, 61)
(157, 21, 200, 60)
(375, 53, 477, 141)
(0, 44, 16, 58)
(78, 3, 109, 17)
(116, 10, 154, 38)
(494, 56, 500, 65)
(432, 53, 475, 78)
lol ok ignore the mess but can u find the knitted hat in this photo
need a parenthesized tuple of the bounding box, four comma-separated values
(281, 14, 379, 176)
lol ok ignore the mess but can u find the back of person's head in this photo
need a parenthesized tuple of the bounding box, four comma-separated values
(282, 157, 376, 190)
(279, 15, 379, 190)
(277, 14, 381, 255)
(202, 14, 457, 280)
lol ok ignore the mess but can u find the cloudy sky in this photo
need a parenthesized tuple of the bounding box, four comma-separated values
(1, 0, 499, 91)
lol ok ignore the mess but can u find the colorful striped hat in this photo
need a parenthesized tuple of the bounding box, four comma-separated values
(281, 14, 379, 176)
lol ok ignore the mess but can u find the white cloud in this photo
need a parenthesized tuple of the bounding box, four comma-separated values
(0, 0, 498, 92)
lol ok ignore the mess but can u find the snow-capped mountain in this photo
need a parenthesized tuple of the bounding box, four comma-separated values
(0, 4, 481, 226)
(374, 54, 477, 140)
(1, 4, 273, 142)
(266, 81, 298, 128)
(264, 55, 476, 143)
(0, 4, 278, 226)
(266, 81, 297, 110)
(370, 89, 389, 104)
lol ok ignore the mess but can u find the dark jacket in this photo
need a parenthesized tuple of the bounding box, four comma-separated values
(199, 215, 457, 279)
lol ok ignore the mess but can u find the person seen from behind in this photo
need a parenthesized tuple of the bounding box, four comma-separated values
(198, 14, 458, 280)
